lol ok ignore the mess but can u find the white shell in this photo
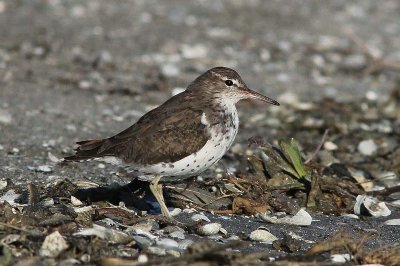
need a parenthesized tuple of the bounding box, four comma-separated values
(191, 213, 211, 222)
(156, 238, 179, 250)
(197, 223, 222, 236)
(384, 219, 400, 226)
(258, 209, 312, 226)
(354, 195, 391, 217)
(249, 228, 278, 244)
(74, 224, 131, 244)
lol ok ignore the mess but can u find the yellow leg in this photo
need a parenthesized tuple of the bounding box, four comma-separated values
(149, 176, 171, 218)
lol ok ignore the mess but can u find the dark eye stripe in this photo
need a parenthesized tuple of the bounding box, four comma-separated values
(225, 80, 233, 86)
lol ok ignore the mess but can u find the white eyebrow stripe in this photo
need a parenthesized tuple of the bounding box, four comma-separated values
(211, 72, 241, 86)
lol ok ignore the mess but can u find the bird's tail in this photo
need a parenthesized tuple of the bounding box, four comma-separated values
(64, 139, 105, 161)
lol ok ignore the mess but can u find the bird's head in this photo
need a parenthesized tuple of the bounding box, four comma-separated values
(188, 67, 280, 106)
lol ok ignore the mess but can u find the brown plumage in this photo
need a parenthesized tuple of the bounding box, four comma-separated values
(64, 97, 209, 164)
(64, 66, 279, 218)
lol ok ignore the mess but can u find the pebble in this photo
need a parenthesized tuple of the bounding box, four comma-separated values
(156, 238, 179, 250)
(197, 223, 222, 236)
(342, 54, 367, 70)
(191, 213, 211, 222)
(366, 91, 379, 101)
(132, 236, 154, 249)
(341, 214, 359, 219)
(147, 246, 166, 256)
(166, 249, 181, 257)
(181, 44, 207, 59)
(39, 231, 69, 258)
(78, 80, 92, 90)
(331, 254, 352, 263)
(70, 196, 83, 206)
(316, 35, 348, 52)
(0, 109, 12, 124)
(384, 219, 400, 226)
(357, 139, 377, 156)
(37, 165, 53, 173)
(258, 209, 312, 226)
(323, 141, 338, 151)
(0, 180, 6, 190)
(249, 228, 278, 244)
(137, 254, 148, 263)
(169, 208, 182, 216)
(0, 189, 21, 204)
(169, 230, 185, 240)
(74, 224, 131, 244)
(161, 64, 180, 77)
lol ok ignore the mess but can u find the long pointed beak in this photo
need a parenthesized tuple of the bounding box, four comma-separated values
(244, 88, 280, 106)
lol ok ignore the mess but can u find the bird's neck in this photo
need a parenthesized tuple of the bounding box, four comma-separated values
(203, 97, 239, 132)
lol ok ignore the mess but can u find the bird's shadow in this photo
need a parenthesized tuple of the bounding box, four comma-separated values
(73, 179, 162, 213)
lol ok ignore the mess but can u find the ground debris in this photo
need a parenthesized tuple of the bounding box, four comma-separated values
(308, 233, 400, 266)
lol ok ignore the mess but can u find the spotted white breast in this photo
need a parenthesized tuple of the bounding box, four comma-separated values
(112, 101, 239, 181)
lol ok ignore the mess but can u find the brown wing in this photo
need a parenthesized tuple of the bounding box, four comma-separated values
(65, 104, 210, 165)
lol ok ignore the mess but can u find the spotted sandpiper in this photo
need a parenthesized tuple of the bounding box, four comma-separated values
(65, 67, 279, 218)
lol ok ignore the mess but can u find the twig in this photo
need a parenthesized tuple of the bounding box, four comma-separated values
(0, 221, 44, 237)
(305, 129, 329, 164)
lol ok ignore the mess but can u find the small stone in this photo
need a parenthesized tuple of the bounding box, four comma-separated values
(323, 141, 338, 151)
(357, 139, 377, 156)
(0, 180, 7, 190)
(37, 165, 52, 173)
(181, 44, 207, 59)
(161, 64, 180, 77)
(137, 254, 148, 263)
(341, 214, 359, 219)
(197, 223, 222, 236)
(258, 209, 312, 226)
(342, 54, 367, 70)
(166, 249, 181, 257)
(0, 109, 12, 124)
(366, 91, 378, 101)
(156, 238, 179, 250)
(169, 208, 182, 216)
(249, 228, 278, 244)
(39, 231, 69, 258)
(0, 189, 21, 203)
(384, 219, 400, 226)
(169, 231, 185, 240)
(78, 80, 92, 90)
(147, 246, 166, 256)
(191, 213, 210, 222)
(71, 196, 83, 206)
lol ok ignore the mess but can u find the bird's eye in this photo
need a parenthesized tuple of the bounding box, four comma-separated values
(225, 80, 233, 86)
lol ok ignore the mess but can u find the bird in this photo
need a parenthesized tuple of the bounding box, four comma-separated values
(64, 67, 279, 218)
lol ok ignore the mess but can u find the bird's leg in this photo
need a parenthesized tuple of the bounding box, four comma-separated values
(149, 175, 171, 219)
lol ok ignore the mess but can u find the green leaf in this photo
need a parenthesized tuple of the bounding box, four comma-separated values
(279, 138, 310, 181)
